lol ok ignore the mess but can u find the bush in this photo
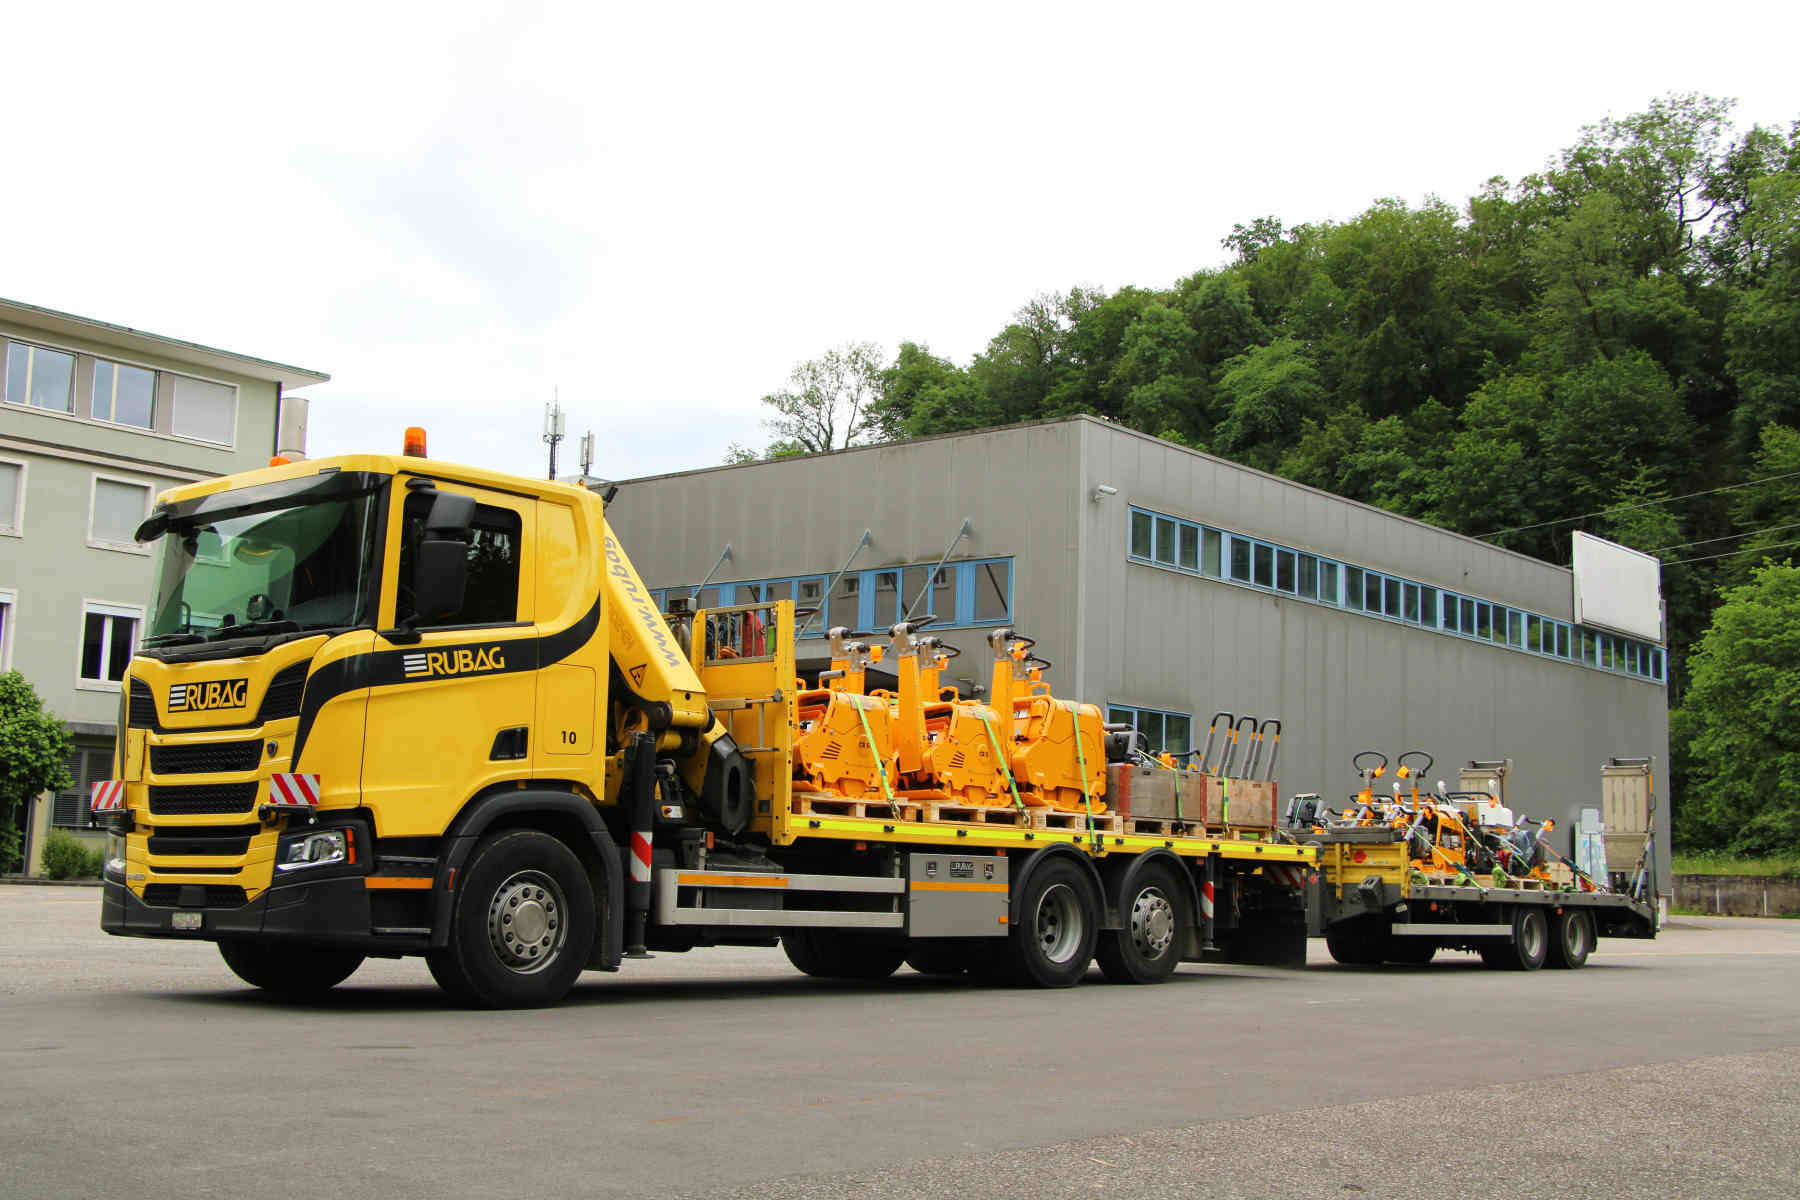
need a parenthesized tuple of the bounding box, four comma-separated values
(42, 829, 103, 880)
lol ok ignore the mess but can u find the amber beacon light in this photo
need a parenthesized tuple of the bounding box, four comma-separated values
(403, 427, 429, 457)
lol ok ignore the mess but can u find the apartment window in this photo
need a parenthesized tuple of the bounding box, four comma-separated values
(1297, 553, 1317, 600)
(1251, 542, 1273, 588)
(1319, 560, 1339, 605)
(53, 745, 117, 830)
(1202, 528, 1222, 577)
(1154, 516, 1178, 565)
(1420, 585, 1438, 628)
(973, 560, 1010, 622)
(0, 588, 14, 670)
(1130, 510, 1153, 559)
(1178, 524, 1199, 572)
(79, 602, 141, 686)
(92, 360, 156, 429)
(1228, 537, 1251, 583)
(89, 476, 152, 551)
(4, 341, 75, 412)
(1276, 548, 1296, 593)
(170, 375, 237, 445)
(1556, 624, 1571, 658)
(1345, 567, 1364, 611)
(0, 459, 22, 534)
(1108, 704, 1191, 756)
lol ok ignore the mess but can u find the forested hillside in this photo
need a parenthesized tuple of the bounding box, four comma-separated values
(738, 95, 1800, 852)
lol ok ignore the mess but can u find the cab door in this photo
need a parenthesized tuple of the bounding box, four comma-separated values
(362, 476, 538, 837)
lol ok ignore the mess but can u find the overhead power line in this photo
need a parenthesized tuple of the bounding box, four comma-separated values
(1663, 536, 1800, 567)
(1474, 468, 1800, 541)
(1646, 520, 1800, 555)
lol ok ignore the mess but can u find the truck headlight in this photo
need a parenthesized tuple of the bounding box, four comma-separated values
(276, 829, 348, 872)
(104, 832, 126, 881)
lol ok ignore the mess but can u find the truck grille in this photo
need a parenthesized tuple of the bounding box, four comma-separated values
(148, 783, 260, 816)
(141, 884, 248, 908)
(147, 824, 258, 856)
(151, 740, 263, 775)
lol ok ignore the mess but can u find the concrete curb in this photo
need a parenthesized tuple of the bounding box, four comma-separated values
(0, 876, 103, 888)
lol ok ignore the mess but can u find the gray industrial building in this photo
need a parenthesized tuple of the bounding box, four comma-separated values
(606, 416, 1670, 886)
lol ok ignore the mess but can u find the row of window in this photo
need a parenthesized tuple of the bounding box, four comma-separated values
(651, 557, 1014, 635)
(3, 337, 240, 446)
(1107, 704, 1193, 756)
(0, 457, 155, 550)
(1129, 507, 1666, 684)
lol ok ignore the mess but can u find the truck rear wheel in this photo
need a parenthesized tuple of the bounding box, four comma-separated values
(1498, 906, 1548, 971)
(218, 940, 364, 998)
(783, 930, 905, 979)
(428, 829, 596, 1008)
(1004, 858, 1099, 987)
(1096, 865, 1188, 984)
(1548, 908, 1593, 969)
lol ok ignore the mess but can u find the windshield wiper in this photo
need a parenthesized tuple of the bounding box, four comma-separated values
(142, 632, 207, 648)
(205, 619, 302, 642)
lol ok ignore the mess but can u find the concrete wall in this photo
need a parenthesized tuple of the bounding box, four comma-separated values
(1675, 874, 1800, 917)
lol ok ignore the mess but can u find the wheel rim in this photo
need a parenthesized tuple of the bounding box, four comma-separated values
(1034, 882, 1084, 964)
(1565, 913, 1589, 958)
(1129, 886, 1175, 958)
(1519, 912, 1545, 961)
(487, 870, 567, 975)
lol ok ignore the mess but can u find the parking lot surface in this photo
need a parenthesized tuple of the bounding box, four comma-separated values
(2, 889, 1796, 1198)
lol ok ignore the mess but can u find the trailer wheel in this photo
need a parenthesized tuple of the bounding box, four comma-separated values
(1502, 906, 1549, 971)
(1547, 908, 1594, 969)
(429, 829, 596, 1008)
(218, 940, 364, 998)
(1005, 858, 1099, 987)
(783, 931, 906, 980)
(1096, 865, 1188, 984)
(1325, 916, 1388, 965)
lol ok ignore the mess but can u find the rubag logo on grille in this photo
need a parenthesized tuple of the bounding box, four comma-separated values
(402, 646, 506, 679)
(169, 678, 249, 712)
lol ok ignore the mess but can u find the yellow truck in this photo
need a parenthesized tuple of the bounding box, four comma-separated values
(96, 436, 1316, 1006)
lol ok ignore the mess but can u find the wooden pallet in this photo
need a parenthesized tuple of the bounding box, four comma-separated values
(791, 794, 915, 821)
(1123, 815, 1208, 838)
(1028, 808, 1123, 835)
(918, 801, 1033, 827)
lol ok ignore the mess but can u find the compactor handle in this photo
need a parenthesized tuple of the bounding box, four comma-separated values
(1352, 750, 1389, 778)
(1397, 749, 1434, 780)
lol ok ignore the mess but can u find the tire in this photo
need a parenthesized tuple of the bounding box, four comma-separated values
(1004, 858, 1099, 987)
(428, 829, 596, 1008)
(1385, 937, 1437, 965)
(1502, 906, 1549, 971)
(782, 930, 905, 980)
(1325, 916, 1389, 965)
(218, 940, 364, 998)
(1547, 908, 1594, 969)
(1096, 865, 1189, 984)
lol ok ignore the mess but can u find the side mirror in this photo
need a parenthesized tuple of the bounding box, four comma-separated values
(412, 490, 476, 625)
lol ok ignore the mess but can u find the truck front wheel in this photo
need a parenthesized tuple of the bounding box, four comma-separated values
(1005, 858, 1099, 987)
(218, 940, 364, 998)
(428, 829, 596, 1008)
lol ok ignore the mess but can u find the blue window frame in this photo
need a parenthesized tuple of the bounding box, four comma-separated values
(1107, 704, 1192, 755)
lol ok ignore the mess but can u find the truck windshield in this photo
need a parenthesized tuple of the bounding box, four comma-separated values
(144, 493, 382, 644)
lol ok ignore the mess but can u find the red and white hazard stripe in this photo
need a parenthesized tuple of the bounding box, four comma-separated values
(265, 772, 322, 809)
(629, 831, 652, 883)
(89, 780, 126, 813)
(1200, 878, 1215, 920)
(1264, 864, 1311, 888)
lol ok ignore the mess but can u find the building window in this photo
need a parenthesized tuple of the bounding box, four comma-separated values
(1108, 704, 1192, 756)
(79, 602, 141, 686)
(973, 560, 1010, 622)
(92, 360, 157, 429)
(0, 588, 14, 670)
(89, 476, 153, 551)
(53, 745, 116, 830)
(170, 374, 237, 445)
(1202, 528, 1222, 577)
(1130, 510, 1152, 559)
(0, 458, 22, 535)
(3, 341, 75, 413)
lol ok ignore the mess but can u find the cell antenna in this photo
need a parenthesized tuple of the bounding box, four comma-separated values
(543, 391, 566, 481)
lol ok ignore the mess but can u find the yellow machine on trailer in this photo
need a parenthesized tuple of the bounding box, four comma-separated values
(95, 433, 1315, 1006)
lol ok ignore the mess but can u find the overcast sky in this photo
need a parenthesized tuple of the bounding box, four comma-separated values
(5, 2, 1797, 482)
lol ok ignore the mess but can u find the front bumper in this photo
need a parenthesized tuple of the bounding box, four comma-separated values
(101, 873, 419, 953)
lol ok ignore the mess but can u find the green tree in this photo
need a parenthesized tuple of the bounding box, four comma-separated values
(1211, 339, 1329, 471)
(0, 672, 75, 873)
(742, 342, 889, 460)
(1673, 562, 1800, 853)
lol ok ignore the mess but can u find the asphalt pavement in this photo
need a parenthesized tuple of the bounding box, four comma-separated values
(2, 888, 1796, 1198)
